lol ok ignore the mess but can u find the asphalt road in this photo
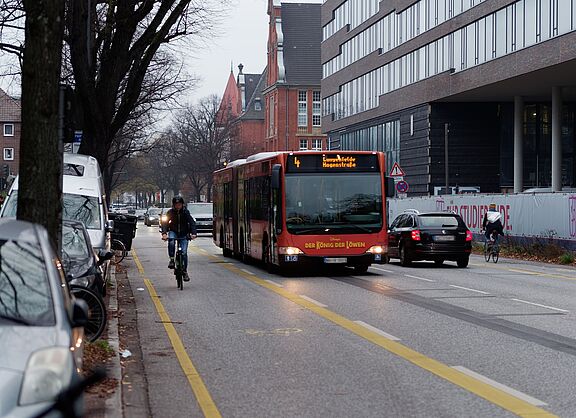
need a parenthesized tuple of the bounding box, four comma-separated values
(125, 223, 576, 417)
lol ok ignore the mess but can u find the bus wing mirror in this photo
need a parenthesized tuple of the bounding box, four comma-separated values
(271, 164, 282, 189)
(385, 177, 395, 198)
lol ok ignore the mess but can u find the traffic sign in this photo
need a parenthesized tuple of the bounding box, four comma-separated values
(396, 180, 409, 193)
(389, 162, 405, 177)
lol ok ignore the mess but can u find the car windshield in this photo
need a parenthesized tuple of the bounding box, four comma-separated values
(148, 209, 161, 216)
(285, 173, 383, 235)
(0, 239, 55, 325)
(419, 215, 462, 228)
(188, 204, 213, 216)
(3, 191, 101, 230)
(62, 224, 91, 258)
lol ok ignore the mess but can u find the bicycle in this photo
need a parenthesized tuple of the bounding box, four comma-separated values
(70, 285, 107, 342)
(111, 238, 127, 264)
(171, 237, 190, 291)
(483, 231, 500, 263)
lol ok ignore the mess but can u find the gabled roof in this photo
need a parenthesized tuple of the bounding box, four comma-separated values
(218, 71, 240, 123)
(240, 68, 268, 121)
(281, 3, 322, 86)
(0, 89, 21, 122)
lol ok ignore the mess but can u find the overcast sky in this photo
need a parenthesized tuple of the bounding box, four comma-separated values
(186, 0, 322, 104)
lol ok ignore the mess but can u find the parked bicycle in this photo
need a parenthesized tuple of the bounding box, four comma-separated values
(111, 238, 127, 264)
(484, 230, 500, 263)
(70, 285, 107, 342)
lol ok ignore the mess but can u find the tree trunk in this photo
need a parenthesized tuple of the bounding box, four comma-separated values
(17, 0, 65, 250)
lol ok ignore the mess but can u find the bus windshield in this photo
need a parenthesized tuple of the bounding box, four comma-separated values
(285, 173, 383, 235)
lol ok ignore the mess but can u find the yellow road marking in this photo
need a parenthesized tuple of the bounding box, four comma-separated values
(470, 263, 576, 281)
(132, 249, 222, 418)
(190, 247, 556, 418)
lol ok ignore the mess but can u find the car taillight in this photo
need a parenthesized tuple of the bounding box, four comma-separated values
(466, 230, 473, 241)
(411, 230, 421, 241)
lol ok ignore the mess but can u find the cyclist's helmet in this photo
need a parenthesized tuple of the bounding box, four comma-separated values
(172, 196, 185, 206)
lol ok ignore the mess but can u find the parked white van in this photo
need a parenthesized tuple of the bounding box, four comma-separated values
(0, 153, 112, 252)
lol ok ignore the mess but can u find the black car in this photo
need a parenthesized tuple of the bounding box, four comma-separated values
(387, 210, 473, 268)
(61, 220, 113, 295)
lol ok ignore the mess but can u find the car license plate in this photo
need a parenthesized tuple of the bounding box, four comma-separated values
(324, 257, 347, 264)
(434, 235, 455, 241)
(285, 255, 299, 262)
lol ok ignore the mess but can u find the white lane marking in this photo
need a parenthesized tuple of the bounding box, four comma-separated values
(510, 298, 569, 313)
(299, 295, 328, 308)
(354, 321, 401, 341)
(404, 274, 435, 282)
(449, 285, 490, 295)
(370, 266, 394, 273)
(240, 268, 255, 275)
(452, 366, 547, 406)
(264, 279, 284, 288)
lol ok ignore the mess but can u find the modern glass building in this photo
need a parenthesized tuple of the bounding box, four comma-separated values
(321, 0, 576, 195)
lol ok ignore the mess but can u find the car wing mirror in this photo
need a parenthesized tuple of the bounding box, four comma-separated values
(72, 298, 89, 328)
(105, 219, 115, 232)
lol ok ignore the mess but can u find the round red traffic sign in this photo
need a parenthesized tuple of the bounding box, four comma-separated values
(396, 180, 409, 193)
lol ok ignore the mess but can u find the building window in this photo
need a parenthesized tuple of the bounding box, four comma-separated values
(325, 0, 576, 121)
(269, 96, 275, 136)
(3, 124, 14, 137)
(311, 139, 322, 151)
(299, 139, 308, 150)
(298, 90, 308, 127)
(312, 91, 322, 127)
(4, 148, 14, 161)
(410, 114, 414, 136)
(254, 99, 262, 111)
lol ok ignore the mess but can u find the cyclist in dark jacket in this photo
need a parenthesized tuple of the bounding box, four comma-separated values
(161, 196, 197, 281)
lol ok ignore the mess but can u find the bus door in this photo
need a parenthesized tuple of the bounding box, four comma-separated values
(244, 179, 251, 255)
(270, 164, 282, 265)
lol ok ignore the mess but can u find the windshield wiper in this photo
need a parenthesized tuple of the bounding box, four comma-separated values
(0, 313, 32, 326)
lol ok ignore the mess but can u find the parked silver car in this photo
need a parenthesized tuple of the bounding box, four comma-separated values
(0, 219, 88, 418)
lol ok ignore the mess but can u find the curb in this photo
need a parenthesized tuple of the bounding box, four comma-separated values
(105, 263, 123, 418)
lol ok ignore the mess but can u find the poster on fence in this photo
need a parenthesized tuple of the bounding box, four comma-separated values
(388, 193, 576, 242)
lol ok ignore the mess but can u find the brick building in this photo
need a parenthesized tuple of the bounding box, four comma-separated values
(218, 65, 267, 159)
(218, 1, 327, 155)
(264, 0, 326, 152)
(0, 89, 21, 189)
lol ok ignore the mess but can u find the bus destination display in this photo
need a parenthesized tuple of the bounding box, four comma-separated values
(286, 154, 379, 173)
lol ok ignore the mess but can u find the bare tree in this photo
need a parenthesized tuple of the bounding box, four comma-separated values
(1, 0, 224, 195)
(16, 0, 65, 247)
(172, 95, 234, 202)
(67, 0, 223, 195)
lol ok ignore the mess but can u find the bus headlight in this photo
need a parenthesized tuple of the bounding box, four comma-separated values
(367, 245, 386, 254)
(278, 247, 304, 255)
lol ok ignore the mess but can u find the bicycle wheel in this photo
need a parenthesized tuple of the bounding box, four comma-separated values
(492, 247, 500, 263)
(111, 239, 126, 264)
(70, 285, 107, 342)
(175, 250, 183, 290)
(484, 242, 491, 262)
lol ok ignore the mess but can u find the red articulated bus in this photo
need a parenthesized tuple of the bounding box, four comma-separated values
(213, 151, 395, 273)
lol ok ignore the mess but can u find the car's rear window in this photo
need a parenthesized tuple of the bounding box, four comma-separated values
(419, 215, 461, 228)
(0, 240, 55, 325)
